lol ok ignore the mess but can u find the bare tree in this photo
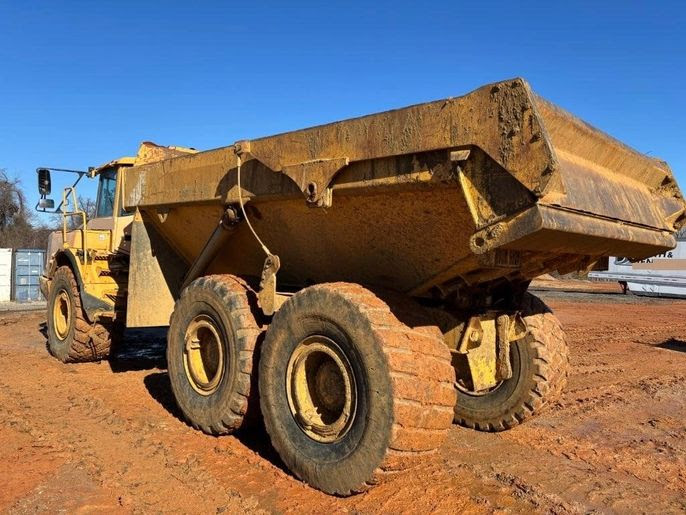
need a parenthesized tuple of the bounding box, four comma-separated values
(0, 169, 101, 249)
(52, 196, 97, 230)
(81, 197, 97, 221)
(0, 170, 53, 249)
(0, 170, 24, 230)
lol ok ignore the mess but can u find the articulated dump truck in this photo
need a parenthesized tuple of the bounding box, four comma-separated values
(38, 78, 684, 495)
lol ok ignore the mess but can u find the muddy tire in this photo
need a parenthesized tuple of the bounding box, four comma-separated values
(47, 266, 113, 363)
(454, 292, 569, 431)
(167, 275, 262, 435)
(259, 283, 456, 495)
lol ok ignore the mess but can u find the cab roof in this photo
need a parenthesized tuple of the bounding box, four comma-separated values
(89, 157, 136, 177)
(89, 142, 197, 177)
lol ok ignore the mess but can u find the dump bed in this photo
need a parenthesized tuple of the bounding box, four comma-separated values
(122, 78, 685, 301)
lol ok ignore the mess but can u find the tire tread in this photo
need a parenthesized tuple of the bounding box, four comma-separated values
(168, 274, 262, 435)
(47, 266, 116, 363)
(455, 292, 569, 432)
(310, 283, 455, 494)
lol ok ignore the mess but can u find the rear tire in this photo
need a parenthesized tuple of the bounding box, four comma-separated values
(167, 275, 262, 435)
(259, 283, 456, 495)
(47, 266, 113, 363)
(453, 292, 569, 431)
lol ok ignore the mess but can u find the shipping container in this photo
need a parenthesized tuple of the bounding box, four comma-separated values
(0, 249, 12, 302)
(13, 249, 46, 302)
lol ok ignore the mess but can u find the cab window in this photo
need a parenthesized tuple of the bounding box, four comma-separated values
(95, 169, 117, 218)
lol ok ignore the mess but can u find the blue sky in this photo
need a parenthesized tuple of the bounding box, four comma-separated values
(1, 1, 684, 224)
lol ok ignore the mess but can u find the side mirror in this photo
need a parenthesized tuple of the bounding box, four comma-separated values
(38, 198, 55, 210)
(37, 168, 51, 195)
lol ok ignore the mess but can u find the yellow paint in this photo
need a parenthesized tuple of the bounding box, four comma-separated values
(460, 316, 499, 392)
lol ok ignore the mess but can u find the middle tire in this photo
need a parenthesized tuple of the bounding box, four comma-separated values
(259, 282, 456, 496)
(453, 292, 569, 431)
(167, 275, 262, 435)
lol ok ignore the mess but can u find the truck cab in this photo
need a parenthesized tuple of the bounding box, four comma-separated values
(39, 157, 134, 354)
(37, 142, 196, 362)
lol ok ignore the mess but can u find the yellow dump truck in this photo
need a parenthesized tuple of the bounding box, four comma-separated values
(37, 78, 684, 495)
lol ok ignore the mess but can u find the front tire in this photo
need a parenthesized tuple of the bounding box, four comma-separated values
(46, 266, 113, 363)
(259, 283, 456, 495)
(453, 292, 569, 431)
(167, 275, 262, 435)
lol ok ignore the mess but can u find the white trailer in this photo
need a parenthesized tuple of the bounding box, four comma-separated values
(590, 230, 686, 298)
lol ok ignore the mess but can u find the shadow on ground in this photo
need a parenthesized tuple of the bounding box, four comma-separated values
(38, 320, 168, 371)
(143, 372, 184, 420)
(38, 317, 289, 475)
(109, 327, 167, 372)
(656, 338, 686, 353)
(143, 370, 289, 475)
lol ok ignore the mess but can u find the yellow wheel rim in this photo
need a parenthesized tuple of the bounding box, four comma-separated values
(52, 289, 71, 340)
(183, 314, 225, 396)
(286, 335, 356, 443)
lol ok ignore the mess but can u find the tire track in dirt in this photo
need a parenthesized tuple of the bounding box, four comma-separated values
(442, 295, 686, 513)
(0, 376, 263, 513)
(3, 295, 686, 513)
(0, 312, 535, 514)
(0, 313, 264, 513)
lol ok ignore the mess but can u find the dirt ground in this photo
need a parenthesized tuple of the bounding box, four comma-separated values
(1, 290, 686, 514)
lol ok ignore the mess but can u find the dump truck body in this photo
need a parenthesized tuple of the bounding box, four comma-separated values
(121, 78, 684, 326)
(39, 78, 684, 496)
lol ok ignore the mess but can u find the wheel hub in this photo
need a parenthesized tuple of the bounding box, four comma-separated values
(286, 335, 356, 443)
(183, 314, 225, 396)
(455, 377, 504, 396)
(52, 289, 71, 340)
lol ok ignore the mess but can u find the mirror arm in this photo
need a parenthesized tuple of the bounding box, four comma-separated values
(34, 169, 88, 213)
(34, 196, 56, 213)
(53, 172, 86, 213)
(36, 167, 88, 174)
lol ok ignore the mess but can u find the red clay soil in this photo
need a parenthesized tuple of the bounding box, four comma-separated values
(1, 293, 685, 513)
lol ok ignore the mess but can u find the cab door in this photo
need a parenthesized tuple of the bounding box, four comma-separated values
(87, 167, 134, 254)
